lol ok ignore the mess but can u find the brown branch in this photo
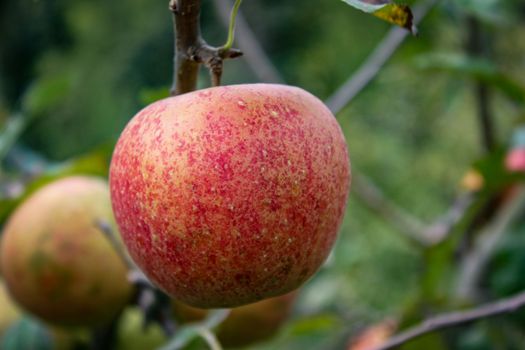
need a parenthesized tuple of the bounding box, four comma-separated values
(169, 0, 242, 95)
(375, 289, 525, 350)
(466, 16, 495, 153)
(325, 0, 438, 115)
(211, 0, 284, 84)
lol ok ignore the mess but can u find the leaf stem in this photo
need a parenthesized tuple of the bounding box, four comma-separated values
(196, 327, 223, 350)
(222, 0, 243, 51)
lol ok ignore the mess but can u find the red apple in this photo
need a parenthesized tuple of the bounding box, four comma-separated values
(172, 293, 296, 348)
(0, 176, 132, 327)
(110, 84, 351, 308)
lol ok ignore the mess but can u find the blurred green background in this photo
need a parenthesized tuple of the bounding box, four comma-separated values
(2, 0, 525, 349)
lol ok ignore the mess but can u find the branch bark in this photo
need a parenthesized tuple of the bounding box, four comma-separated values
(169, 0, 242, 95)
(466, 16, 495, 153)
(375, 288, 525, 350)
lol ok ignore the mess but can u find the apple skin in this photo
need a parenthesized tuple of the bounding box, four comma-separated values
(110, 84, 351, 308)
(172, 293, 296, 348)
(0, 176, 133, 327)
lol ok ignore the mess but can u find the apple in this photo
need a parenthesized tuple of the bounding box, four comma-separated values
(0, 280, 21, 337)
(110, 84, 351, 308)
(172, 292, 296, 348)
(0, 176, 133, 327)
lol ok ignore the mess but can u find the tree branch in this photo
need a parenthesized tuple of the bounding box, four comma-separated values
(169, 0, 242, 95)
(455, 187, 525, 300)
(352, 174, 428, 246)
(325, 0, 438, 115)
(375, 288, 525, 350)
(466, 16, 495, 153)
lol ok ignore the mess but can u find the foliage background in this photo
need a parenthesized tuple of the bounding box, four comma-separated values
(1, 0, 525, 348)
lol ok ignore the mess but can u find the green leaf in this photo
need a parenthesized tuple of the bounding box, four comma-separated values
(0, 145, 112, 225)
(414, 53, 525, 105)
(400, 332, 448, 350)
(0, 114, 29, 162)
(250, 314, 346, 350)
(473, 148, 525, 192)
(1, 317, 54, 350)
(340, 0, 416, 33)
(139, 86, 170, 106)
(454, 0, 513, 25)
(21, 74, 71, 116)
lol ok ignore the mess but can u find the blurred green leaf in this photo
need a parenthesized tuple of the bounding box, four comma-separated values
(0, 114, 28, 162)
(400, 332, 447, 350)
(1, 317, 54, 350)
(415, 53, 525, 105)
(340, 0, 415, 33)
(454, 0, 512, 24)
(288, 314, 342, 335)
(0, 145, 111, 224)
(21, 75, 71, 116)
(473, 148, 525, 192)
(139, 86, 170, 107)
(251, 314, 346, 350)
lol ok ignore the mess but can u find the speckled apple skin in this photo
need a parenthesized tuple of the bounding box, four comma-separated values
(0, 177, 132, 326)
(110, 84, 351, 308)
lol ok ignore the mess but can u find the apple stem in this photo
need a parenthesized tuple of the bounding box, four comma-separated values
(169, 0, 243, 95)
(221, 0, 243, 52)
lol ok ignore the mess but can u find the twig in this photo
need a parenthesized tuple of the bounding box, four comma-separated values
(95, 219, 137, 271)
(169, 0, 242, 95)
(466, 16, 495, 153)
(352, 174, 429, 246)
(211, 0, 284, 84)
(159, 310, 230, 350)
(375, 288, 525, 350)
(95, 220, 178, 337)
(89, 312, 122, 350)
(355, 176, 477, 246)
(455, 186, 525, 300)
(196, 327, 223, 350)
(325, 0, 438, 115)
(423, 193, 474, 244)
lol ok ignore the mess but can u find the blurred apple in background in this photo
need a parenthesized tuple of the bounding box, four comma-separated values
(0, 176, 132, 327)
